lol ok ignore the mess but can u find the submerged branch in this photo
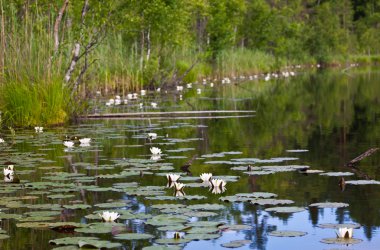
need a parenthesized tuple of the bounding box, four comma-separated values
(345, 148, 379, 168)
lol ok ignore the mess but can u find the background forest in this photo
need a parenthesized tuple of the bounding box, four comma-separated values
(0, 0, 380, 126)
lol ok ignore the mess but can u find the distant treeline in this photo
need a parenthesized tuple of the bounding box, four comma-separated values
(0, 1, 379, 122)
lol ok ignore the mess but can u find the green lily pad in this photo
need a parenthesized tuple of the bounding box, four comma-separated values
(75, 226, 114, 234)
(309, 202, 349, 208)
(0, 213, 23, 220)
(63, 204, 91, 210)
(183, 233, 221, 240)
(157, 225, 190, 231)
(155, 238, 191, 244)
(152, 204, 187, 210)
(221, 240, 251, 248)
(114, 233, 154, 240)
(320, 172, 354, 177)
(77, 239, 122, 249)
(251, 199, 294, 206)
(18, 216, 56, 222)
(145, 214, 189, 226)
(320, 238, 363, 245)
(265, 206, 306, 213)
(47, 194, 76, 199)
(187, 204, 225, 211)
(187, 227, 220, 234)
(94, 202, 130, 208)
(218, 224, 253, 231)
(24, 211, 61, 217)
(345, 180, 380, 185)
(49, 237, 98, 246)
(186, 221, 225, 227)
(268, 230, 307, 237)
(184, 211, 218, 218)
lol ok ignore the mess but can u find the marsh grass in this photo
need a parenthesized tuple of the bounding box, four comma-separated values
(0, 79, 69, 127)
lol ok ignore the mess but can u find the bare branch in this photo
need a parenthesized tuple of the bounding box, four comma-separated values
(54, 0, 69, 53)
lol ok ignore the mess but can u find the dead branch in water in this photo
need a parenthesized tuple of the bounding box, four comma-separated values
(345, 148, 379, 168)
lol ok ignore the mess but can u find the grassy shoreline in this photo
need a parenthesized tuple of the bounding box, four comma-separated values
(0, 48, 379, 128)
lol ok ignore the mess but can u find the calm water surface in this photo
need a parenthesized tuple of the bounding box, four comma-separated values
(1, 68, 380, 250)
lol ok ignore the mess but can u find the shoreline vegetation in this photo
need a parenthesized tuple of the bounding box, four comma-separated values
(0, 1, 380, 127)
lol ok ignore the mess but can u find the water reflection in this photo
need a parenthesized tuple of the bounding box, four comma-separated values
(1, 68, 380, 249)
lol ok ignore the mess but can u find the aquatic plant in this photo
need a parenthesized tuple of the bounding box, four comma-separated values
(34, 127, 43, 133)
(98, 211, 120, 222)
(336, 227, 353, 239)
(150, 147, 162, 155)
(166, 174, 181, 183)
(200, 173, 213, 182)
(63, 141, 75, 148)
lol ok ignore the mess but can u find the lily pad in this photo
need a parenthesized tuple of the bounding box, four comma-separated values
(187, 204, 225, 211)
(251, 199, 294, 206)
(183, 233, 221, 240)
(309, 202, 349, 208)
(78, 239, 122, 249)
(155, 238, 191, 244)
(221, 240, 251, 248)
(63, 204, 91, 210)
(218, 224, 253, 231)
(345, 180, 380, 185)
(265, 206, 306, 213)
(320, 238, 363, 245)
(320, 172, 354, 177)
(268, 230, 307, 237)
(114, 233, 154, 240)
(145, 214, 189, 226)
(49, 237, 98, 246)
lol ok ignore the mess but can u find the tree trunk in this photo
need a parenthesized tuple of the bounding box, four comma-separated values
(64, 43, 80, 83)
(63, 0, 89, 84)
(54, 0, 69, 53)
(146, 26, 151, 62)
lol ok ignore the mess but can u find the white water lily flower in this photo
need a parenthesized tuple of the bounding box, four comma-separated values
(151, 102, 157, 108)
(156, 88, 161, 92)
(174, 182, 185, 191)
(98, 211, 120, 222)
(127, 93, 133, 99)
(34, 127, 43, 133)
(166, 174, 180, 183)
(210, 186, 226, 194)
(63, 141, 74, 148)
(197, 88, 201, 94)
(186, 83, 192, 89)
(336, 227, 353, 238)
(0, 138, 5, 143)
(200, 173, 212, 182)
(3, 165, 14, 178)
(139, 103, 143, 109)
(132, 93, 138, 99)
(176, 86, 183, 91)
(147, 133, 157, 140)
(79, 138, 91, 144)
(150, 155, 161, 161)
(150, 147, 162, 155)
(210, 179, 226, 188)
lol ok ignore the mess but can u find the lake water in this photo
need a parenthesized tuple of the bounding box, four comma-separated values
(1, 67, 380, 249)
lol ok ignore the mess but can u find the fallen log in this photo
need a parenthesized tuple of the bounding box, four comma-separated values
(345, 148, 379, 168)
